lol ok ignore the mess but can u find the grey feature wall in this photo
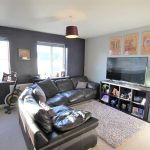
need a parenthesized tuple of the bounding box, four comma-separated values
(0, 26, 85, 83)
(84, 25, 150, 87)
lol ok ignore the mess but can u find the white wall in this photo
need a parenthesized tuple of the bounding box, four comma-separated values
(84, 25, 150, 86)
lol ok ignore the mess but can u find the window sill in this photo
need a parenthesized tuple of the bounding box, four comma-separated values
(33, 76, 69, 83)
(0, 80, 15, 83)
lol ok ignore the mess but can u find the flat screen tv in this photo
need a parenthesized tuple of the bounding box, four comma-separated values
(106, 57, 148, 85)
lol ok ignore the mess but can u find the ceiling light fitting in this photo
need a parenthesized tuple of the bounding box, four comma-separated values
(65, 26, 79, 38)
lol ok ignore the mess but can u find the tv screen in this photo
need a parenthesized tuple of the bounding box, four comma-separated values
(106, 57, 148, 84)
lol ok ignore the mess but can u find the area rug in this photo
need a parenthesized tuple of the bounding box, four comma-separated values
(72, 100, 148, 148)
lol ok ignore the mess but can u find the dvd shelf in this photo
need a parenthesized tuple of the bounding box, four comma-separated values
(100, 80, 150, 122)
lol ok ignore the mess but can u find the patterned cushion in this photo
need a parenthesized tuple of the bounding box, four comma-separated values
(32, 85, 46, 103)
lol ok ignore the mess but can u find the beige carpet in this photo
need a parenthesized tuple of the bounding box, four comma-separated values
(0, 106, 27, 150)
(72, 100, 148, 148)
(92, 124, 150, 150)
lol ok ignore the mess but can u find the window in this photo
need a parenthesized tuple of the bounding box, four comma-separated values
(37, 42, 67, 78)
(0, 40, 10, 80)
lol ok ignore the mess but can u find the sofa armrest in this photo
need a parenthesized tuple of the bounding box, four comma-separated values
(87, 81, 99, 90)
(87, 81, 100, 99)
(18, 99, 49, 149)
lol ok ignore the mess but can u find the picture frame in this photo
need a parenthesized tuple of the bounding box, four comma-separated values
(109, 36, 121, 55)
(18, 48, 30, 60)
(124, 33, 138, 55)
(141, 31, 150, 54)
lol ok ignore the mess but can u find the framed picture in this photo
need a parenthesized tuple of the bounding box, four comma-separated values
(141, 31, 150, 54)
(18, 48, 30, 60)
(109, 36, 121, 55)
(124, 33, 138, 55)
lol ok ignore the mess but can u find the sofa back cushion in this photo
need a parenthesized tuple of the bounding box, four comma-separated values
(37, 78, 58, 98)
(19, 87, 33, 100)
(71, 76, 88, 88)
(55, 79, 74, 92)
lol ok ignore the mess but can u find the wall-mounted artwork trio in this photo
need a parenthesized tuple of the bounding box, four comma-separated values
(110, 31, 150, 55)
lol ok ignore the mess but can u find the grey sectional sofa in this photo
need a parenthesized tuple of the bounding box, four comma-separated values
(18, 76, 99, 150)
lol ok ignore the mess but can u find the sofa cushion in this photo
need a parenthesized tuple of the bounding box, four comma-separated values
(55, 79, 74, 92)
(79, 89, 97, 99)
(46, 93, 69, 107)
(71, 76, 88, 88)
(52, 105, 71, 114)
(34, 109, 53, 134)
(37, 78, 58, 98)
(53, 108, 91, 132)
(32, 85, 46, 103)
(61, 90, 84, 103)
(19, 87, 33, 100)
(76, 81, 87, 89)
(24, 95, 42, 119)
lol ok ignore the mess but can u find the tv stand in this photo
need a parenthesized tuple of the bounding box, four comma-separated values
(100, 80, 150, 122)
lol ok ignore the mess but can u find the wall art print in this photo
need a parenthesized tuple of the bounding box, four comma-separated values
(124, 33, 138, 55)
(141, 31, 150, 54)
(18, 48, 30, 60)
(109, 37, 121, 55)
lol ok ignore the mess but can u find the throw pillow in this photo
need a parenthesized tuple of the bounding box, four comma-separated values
(71, 76, 88, 88)
(32, 85, 46, 103)
(76, 81, 87, 89)
(37, 78, 58, 98)
(34, 109, 53, 134)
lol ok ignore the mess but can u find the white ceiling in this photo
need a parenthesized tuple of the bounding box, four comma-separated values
(0, 0, 150, 39)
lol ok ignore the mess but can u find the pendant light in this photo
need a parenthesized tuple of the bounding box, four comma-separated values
(65, 16, 79, 38)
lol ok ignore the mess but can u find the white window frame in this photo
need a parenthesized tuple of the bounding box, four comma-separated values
(0, 40, 10, 81)
(37, 41, 67, 78)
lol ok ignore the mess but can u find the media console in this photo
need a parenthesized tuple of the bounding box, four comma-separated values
(100, 80, 150, 122)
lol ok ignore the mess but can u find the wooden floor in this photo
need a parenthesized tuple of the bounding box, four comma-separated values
(92, 124, 150, 150)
